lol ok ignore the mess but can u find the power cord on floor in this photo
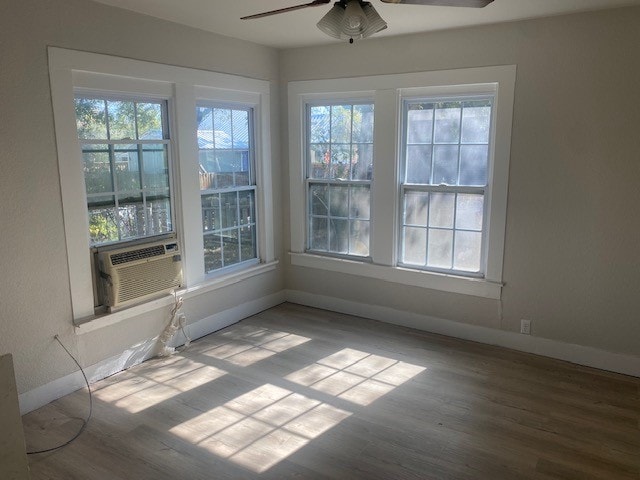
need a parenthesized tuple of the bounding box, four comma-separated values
(26, 335, 93, 455)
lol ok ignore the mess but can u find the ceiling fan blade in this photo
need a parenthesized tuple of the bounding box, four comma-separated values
(241, 0, 332, 20)
(380, 0, 493, 7)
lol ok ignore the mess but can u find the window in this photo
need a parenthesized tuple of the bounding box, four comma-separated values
(74, 96, 173, 246)
(50, 48, 275, 322)
(399, 97, 492, 275)
(197, 105, 257, 273)
(306, 103, 374, 257)
(289, 66, 515, 299)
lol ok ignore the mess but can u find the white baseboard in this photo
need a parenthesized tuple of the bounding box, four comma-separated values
(19, 291, 286, 414)
(284, 289, 640, 378)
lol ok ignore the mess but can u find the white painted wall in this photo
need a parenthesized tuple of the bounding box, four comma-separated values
(2, 0, 639, 411)
(0, 0, 283, 398)
(279, 7, 640, 358)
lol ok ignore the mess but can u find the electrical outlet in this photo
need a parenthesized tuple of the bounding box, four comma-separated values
(520, 319, 531, 335)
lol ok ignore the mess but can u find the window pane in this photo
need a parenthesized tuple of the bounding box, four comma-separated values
(454, 230, 482, 272)
(220, 191, 238, 229)
(427, 229, 453, 269)
(201, 193, 221, 231)
(234, 153, 251, 187)
(136, 102, 163, 140)
(429, 193, 455, 228)
(330, 219, 349, 253)
(197, 107, 214, 147)
(107, 100, 136, 140)
(232, 109, 249, 149)
(309, 144, 330, 179)
(307, 102, 373, 259)
(310, 217, 328, 250)
(114, 145, 140, 191)
(238, 190, 255, 226)
(330, 144, 351, 180)
(310, 106, 330, 144)
(402, 227, 426, 265)
(142, 144, 169, 189)
(433, 145, 459, 185)
(407, 106, 433, 144)
(213, 109, 232, 148)
(222, 229, 240, 266)
(350, 220, 370, 256)
(461, 105, 491, 144)
(75, 98, 107, 139)
(88, 195, 117, 245)
(75, 96, 173, 247)
(459, 145, 488, 186)
(434, 106, 461, 144)
(204, 234, 223, 273)
(352, 104, 374, 143)
(147, 191, 171, 236)
(349, 186, 370, 220)
(456, 194, 484, 231)
(331, 105, 352, 144)
(352, 144, 372, 180)
(406, 145, 432, 184)
(117, 193, 145, 240)
(329, 185, 349, 218)
(404, 191, 428, 226)
(240, 226, 256, 262)
(83, 146, 112, 194)
(310, 184, 328, 216)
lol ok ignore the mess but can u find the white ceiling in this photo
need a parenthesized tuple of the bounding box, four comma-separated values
(92, 0, 640, 48)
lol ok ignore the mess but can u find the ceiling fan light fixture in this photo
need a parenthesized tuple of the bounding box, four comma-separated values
(342, 0, 368, 36)
(316, 3, 345, 39)
(361, 2, 388, 37)
(317, 0, 387, 42)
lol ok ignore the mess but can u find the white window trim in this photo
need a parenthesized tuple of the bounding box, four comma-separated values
(288, 65, 516, 299)
(49, 47, 275, 323)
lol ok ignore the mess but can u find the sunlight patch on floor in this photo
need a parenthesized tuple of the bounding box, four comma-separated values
(169, 383, 351, 473)
(200, 326, 311, 367)
(93, 357, 228, 413)
(286, 348, 426, 406)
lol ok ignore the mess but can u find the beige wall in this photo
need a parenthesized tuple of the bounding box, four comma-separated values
(0, 0, 283, 394)
(1, 0, 638, 400)
(279, 7, 640, 356)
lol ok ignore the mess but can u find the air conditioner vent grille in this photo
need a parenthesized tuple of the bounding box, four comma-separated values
(115, 256, 182, 304)
(110, 244, 166, 265)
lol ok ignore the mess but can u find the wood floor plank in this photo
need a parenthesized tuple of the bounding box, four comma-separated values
(24, 303, 640, 479)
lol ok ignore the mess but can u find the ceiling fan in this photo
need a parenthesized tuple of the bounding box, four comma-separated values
(241, 0, 494, 43)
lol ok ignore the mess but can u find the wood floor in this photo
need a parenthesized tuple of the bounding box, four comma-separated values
(23, 303, 640, 479)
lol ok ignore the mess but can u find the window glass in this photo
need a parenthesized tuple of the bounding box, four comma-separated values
(197, 105, 257, 274)
(74, 96, 172, 246)
(400, 97, 492, 275)
(307, 102, 374, 257)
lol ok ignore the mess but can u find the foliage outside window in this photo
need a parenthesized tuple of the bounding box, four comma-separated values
(74, 96, 172, 246)
(400, 97, 493, 275)
(197, 105, 257, 273)
(306, 103, 374, 257)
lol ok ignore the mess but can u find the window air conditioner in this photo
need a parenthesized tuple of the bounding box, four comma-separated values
(98, 239, 183, 308)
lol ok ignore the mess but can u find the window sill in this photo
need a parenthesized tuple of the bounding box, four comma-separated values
(289, 252, 501, 299)
(74, 260, 279, 334)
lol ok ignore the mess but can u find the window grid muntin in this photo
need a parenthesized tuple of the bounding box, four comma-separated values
(305, 101, 374, 258)
(399, 95, 493, 276)
(75, 95, 174, 247)
(197, 104, 258, 274)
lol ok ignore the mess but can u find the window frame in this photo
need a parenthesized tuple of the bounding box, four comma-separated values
(49, 47, 275, 323)
(196, 101, 260, 275)
(288, 66, 515, 299)
(74, 91, 176, 247)
(397, 93, 495, 277)
(304, 99, 375, 260)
